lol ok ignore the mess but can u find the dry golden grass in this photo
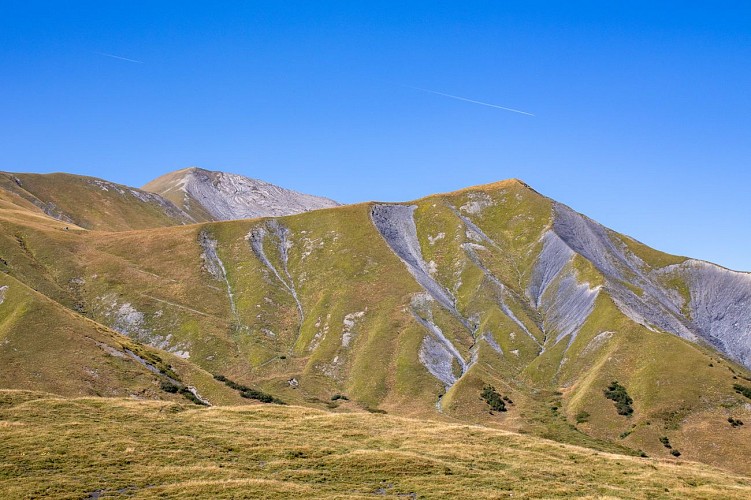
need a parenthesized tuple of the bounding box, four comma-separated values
(1, 391, 750, 499)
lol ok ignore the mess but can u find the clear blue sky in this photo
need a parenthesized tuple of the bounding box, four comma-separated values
(2, 2, 750, 270)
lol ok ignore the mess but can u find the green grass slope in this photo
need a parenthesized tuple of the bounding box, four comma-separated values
(0, 270, 242, 406)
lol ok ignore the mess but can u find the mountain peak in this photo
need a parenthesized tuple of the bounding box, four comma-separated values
(143, 167, 340, 222)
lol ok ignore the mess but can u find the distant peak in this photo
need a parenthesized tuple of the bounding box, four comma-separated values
(142, 166, 340, 221)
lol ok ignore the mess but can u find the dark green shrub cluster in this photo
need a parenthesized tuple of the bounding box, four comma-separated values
(331, 394, 349, 401)
(733, 383, 751, 400)
(728, 417, 744, 428)
(575, 411, 590, 424)
(603, 381, 633, 416)
(158, 378, 207, 406)
(160, 380, 179, 393)
(660, 437, 680, 457)
(179, 387, 208, 406)
(213, 374, 285, 405)
(240, 389, 284, 404)
(481, 385, 510, 412)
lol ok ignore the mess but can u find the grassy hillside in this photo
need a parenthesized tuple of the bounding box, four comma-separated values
(2, 391, 750, 499)
(0, 270, 243, 407)
(0, 172, 192, 231)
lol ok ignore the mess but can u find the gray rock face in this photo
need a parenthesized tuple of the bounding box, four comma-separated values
(551, 203, 694, 338)
(528, 230, 600, 347)
(371, 204, 459, 315)
(148, 167, 339, 221)
(551, 202, 751, 367)
(668, 260, 751, 367)
(418, 334, 458, 387)
(247, 221, 304, 325)
(371, 197, 751, 371)
(529, 232, 574, 308)
(371, 205, 483, 390)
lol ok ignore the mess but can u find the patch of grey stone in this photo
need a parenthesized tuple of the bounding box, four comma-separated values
(247, 221, 304, 324)
(179, 167, 339, 220)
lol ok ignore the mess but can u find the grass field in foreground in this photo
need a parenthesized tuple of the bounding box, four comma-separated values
(1, 391, 750, 499)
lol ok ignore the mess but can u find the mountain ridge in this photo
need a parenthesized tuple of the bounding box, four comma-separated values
(1, 168, 750, 475)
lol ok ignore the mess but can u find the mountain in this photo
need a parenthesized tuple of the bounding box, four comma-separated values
(142, 167, 340, 221)
(1, 172, 750, 477)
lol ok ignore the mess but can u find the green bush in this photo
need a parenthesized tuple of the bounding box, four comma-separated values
(575, 411, 590, 424)
(603, 381, 633, 416)
(214, 374, 285, 404)
(159, 380, 179, 393)
(481, 385, 507, 412)
(733, 383, 751, 400)
(240, 389, 285, 405)
(728, 417, 744, 428)
(659, 436, 671, 449)
(179, 387, 208, 406)
(670, 449, 681, 457)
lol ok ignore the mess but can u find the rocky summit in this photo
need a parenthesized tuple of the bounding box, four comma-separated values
(143, 167, 340, 222)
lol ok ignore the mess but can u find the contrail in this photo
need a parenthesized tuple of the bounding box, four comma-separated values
(405, 85, 534, 116)
(94, 52, 144, 64)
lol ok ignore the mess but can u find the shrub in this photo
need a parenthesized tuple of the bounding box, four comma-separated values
(215, 374, 285, 404)
(179, 387, 208, 406)
(728, 417, 744, 428)
(659, 436, 671, 449)
(670, 449, 681, 457)
(159, 380, 179, 393)
(240, 389, 285, 405)
(331, 394, 349, 401)
(481, 385, 507, 412)
(575, 411, 590, 424)
(733, 383, 751, 400)
(603, 381, 633, 416)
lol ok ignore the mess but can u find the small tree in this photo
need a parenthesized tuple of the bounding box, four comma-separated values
(603, 381, 633, 416)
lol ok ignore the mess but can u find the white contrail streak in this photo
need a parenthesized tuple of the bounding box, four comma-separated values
(94, 52, 144, 64)
(405, 85, 534, 116)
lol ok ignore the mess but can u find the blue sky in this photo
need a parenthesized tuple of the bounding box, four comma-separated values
(2, 2, 750, 270)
